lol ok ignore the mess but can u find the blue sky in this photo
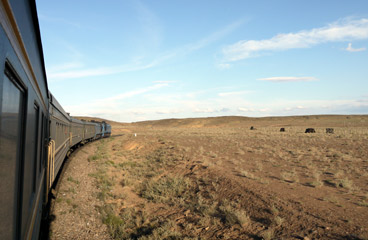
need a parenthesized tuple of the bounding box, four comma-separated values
(36, 0, 368, 122)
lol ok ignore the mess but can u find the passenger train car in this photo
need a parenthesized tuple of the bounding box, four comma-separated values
(0, 1, 111, 239)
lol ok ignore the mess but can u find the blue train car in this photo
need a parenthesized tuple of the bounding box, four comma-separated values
(0, 2, 112, 239)
(0, 1, 49, 239)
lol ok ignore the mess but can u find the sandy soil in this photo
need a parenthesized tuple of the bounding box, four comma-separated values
(49, 115, 368, 239)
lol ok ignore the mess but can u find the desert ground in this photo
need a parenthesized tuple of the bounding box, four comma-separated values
(49, 115, 368, 240)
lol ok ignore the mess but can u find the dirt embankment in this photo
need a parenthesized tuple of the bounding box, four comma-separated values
(50, 116, 368, 239)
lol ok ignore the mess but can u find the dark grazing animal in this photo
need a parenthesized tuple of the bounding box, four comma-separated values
(326, 128, 334, 134)
(305, 128, 316, 133)
(250, 126, 255, 130)
(280, 128, 285, 132)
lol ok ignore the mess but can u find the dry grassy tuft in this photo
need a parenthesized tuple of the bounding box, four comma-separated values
(140, 176, 191, 204)
(260, 228, 274, 240)
(218, 200, 250, 226)
(280, 170, 299, 183)
(240, 170, 257, 179)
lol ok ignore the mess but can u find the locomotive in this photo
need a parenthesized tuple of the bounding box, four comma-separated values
(0, 1, 111, 239)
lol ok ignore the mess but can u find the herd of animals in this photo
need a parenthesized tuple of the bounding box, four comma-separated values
(250, 126, 334, 133)
(0, 1, 110, 239)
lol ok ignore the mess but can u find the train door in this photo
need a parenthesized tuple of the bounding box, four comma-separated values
(0, 65, 26, 240)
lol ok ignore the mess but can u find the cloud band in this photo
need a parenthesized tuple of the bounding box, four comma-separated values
(223, 18, 368, 61)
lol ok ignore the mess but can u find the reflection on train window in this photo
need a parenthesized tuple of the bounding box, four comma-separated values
(0, 73, 24, 239)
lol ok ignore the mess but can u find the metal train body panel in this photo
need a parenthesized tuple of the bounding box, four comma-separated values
(70, 117, 83, 147)
(101, 122, 105, 137)
(94, 123, 102, 139)
(0, 2, 112, 239)
(94, 122, 103, 139)
(1, 1, 49, 239)
(103, 122, 112, 137)
(83, 121, 96, 141)
(49, 94, 70, 181)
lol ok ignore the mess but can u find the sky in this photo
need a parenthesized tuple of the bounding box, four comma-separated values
(36, 0, 368, 122)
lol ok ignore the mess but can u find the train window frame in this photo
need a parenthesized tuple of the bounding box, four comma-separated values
(32, 102, 40, 194)
(1, 61, 27, 240)
(39, 113, 45, 173)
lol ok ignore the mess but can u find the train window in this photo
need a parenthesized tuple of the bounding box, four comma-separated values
(32, 103, 40, 193)
(0, 69, 25, 240)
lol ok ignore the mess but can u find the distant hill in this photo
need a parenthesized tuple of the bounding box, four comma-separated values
(73, 115, 368, 129)
(131, 115, 368, 128)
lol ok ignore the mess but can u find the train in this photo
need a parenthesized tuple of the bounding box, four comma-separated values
(0, 1, 111, 239)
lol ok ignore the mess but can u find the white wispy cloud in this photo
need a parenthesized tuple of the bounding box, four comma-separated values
(236, 98, 368, 117)
(237, 107, 270, 113)
(258, 76, 318, 82)
(188, 20, 244, 52)
(105, 83, 168, 101)
(155, 109, 180, 114)
(153, 19, 244, 63)
(218, 91, 251, 97)
(216, 63, 231, 70)
(48, 66, 119, 80)
(64, 83, 168, 117)
(47, 62, 156, 81)
(223, 18, 368, 61)
(130, 110, 146, 115)
(193, 107, 232, 113)
(133, 0, 163, 49)
(220, 108, 231, 112)
(194, 108, 218, 113)
(153, 80, 177, 84)
(47, 61, 84, 72)
(64, 92, 368, 122)
(345, 43, 366, 52)
(284, 106, 306, 111)
(39, 14, 82, 28)
(47, 19, 243, 81)
(238, 107, 253, 112)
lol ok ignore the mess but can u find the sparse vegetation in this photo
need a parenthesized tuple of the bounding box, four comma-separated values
(240, 170, 256, 179)
(51, 116, 368, 239)
(306, 171, 323, 187)
(140, 176, 191, 204)
(338, 178, 354, 190)
(280, 169, 299, 183)
(357, 200, 368, 207)
(218, 200, 250, 226)
(274, 216, 284, 226)
(67, 176, 79, 185)
(260, 228, 274, 240)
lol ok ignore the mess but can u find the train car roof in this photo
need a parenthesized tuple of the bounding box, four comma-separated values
(7, 0, 49, 99)
(70, 117, 84, 124)
(83, 121, 99, 126)
(49, 93, 70, 120)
